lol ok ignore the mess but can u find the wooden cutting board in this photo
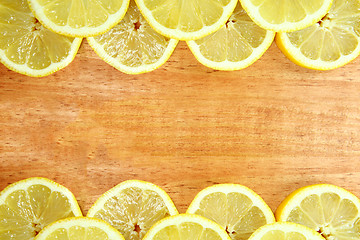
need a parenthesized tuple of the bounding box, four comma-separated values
(1, 41, 360, 215)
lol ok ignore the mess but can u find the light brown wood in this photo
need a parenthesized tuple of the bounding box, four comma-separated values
(1, 41, 360, 216)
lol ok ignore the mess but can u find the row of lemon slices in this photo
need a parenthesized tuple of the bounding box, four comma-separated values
(1, 177, 360, 240)
(0, 0, 360, 76)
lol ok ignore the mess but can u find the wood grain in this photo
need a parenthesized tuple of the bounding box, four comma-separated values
(1, 40, 360, 215)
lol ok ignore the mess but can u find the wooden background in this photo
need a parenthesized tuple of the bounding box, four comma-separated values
(1, 40, 360, 215)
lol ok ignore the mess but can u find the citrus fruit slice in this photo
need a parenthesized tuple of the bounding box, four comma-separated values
(276, 184, 360, 240)
(248, 222, 324, 240)
(27, 0, 130, 37)
(134, 0, 238, 40)
(276, 0, 360, 70)
(0, 0, 82, 77)
(0, 177, 82, 239)
(87, 0, 178, 74)
(186, 184, 275, 240)
(239, 0, 333, 32)
(142, 214, 232, 240)
(87, 180, 178, 240)
(35, 217, 124, 240)
(187, 2, 275, 71)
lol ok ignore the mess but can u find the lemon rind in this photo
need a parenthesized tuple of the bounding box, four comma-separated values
(27, 0, 131, 37)
(35, 217, 125, 240)
(87, 37, 178, 74)
(239, 0, 334, 32)
(0, 38, 82, 77)
(142, 214, 232, 240)
(187, 30, 275, 71)
(0, 177, 82, 216)
(87, 179, 179, 217)
(134, 0, 238, 41)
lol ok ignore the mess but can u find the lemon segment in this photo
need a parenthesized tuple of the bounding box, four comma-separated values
(27, 0, 130, 37)
(34, 217, 125, 240)
(143, 214, 232, 240)
(0, 0, 82, 77)
(187, 184, 275, 240)
(134, 0, 238, 41)
(239, 0, 333, 32)
(0, 177, 82, 240)
(87, 180, 178, 240)
(87, 1, 178, 74)
(248, 222, 325, 240)
(187, 2, 275, 71)
(276, 184, 360, 240)
(276, 0, 360, 70)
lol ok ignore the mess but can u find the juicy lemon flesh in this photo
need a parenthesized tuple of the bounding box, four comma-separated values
(91, 0, 172, 68)
(193, 3, 268, 63)
(32, 0, 123, 29)
(0, 184, 76, 239)
(285, 192, 360, 240)
(247, 0, 326, 25)
(153, 222, 223, 240)
(260, 230, 307, 240)
(91, 187, 171, 240)
(284, 0, 360, 62)
(44, 226, 109, 240)
(192, 192, 267, 240)
(0, 0, 77, 71)
(141, 0, 231, 32)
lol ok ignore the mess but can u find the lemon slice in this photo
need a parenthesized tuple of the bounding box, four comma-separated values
(0, 0, 82, 77)
(239, 0, 333, 32)
(276, 0, 360, 70)
(187, 2, 275, 71)
(142, 214, 232, 240)
(134, 0, 238, 41)
(276, 184, 360, 240)
(87, 180, 178, 240)
(87, 1, 178, 75)
(186, 184, 275, 240)
(35, 217, 124, 240)
(27, 0, 130, 37)
(0, 177, 82, 239)
(248, 222, 324, 240)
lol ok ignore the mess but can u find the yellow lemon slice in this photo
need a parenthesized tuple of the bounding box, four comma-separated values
(0, 177, 82, 239)
(142, 214, 232, 240)
(248, 222, 325, 240)
(239, 0, 333, 32)
(276, 184, 360, 240)
(187, 184, 275, 240)
(187, 2, 275, 71)
(27, 0, 130, 37)
(134, 0, 238, 41)
(87, 180, 178, 240)
(34, 217, 125, 240)
(87, 0, 178, 74)
(276, 0, 360, 70)
(0, 0, 81, 77)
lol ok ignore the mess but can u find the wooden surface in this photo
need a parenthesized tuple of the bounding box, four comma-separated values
(1, 40, 360, 215)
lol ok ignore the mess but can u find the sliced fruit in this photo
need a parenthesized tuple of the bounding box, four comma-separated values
(142, 214, 232, 240)
(276, 184, 360, 240)
(134, 0, 238, 41)
(187, 2, 275, 71)
(186, 184, 275, 240)
(248, 222, 324, 240)
(87, 180, 178, 240)
(35, 217, 124, 240)
(239, 0, 333, 32)
(0, 177, 82, 239)
(87, 0, 178, 74)
(0, 0, 82, 77)
(27, 0, 130, 37)
(276, 0, 360, 70)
